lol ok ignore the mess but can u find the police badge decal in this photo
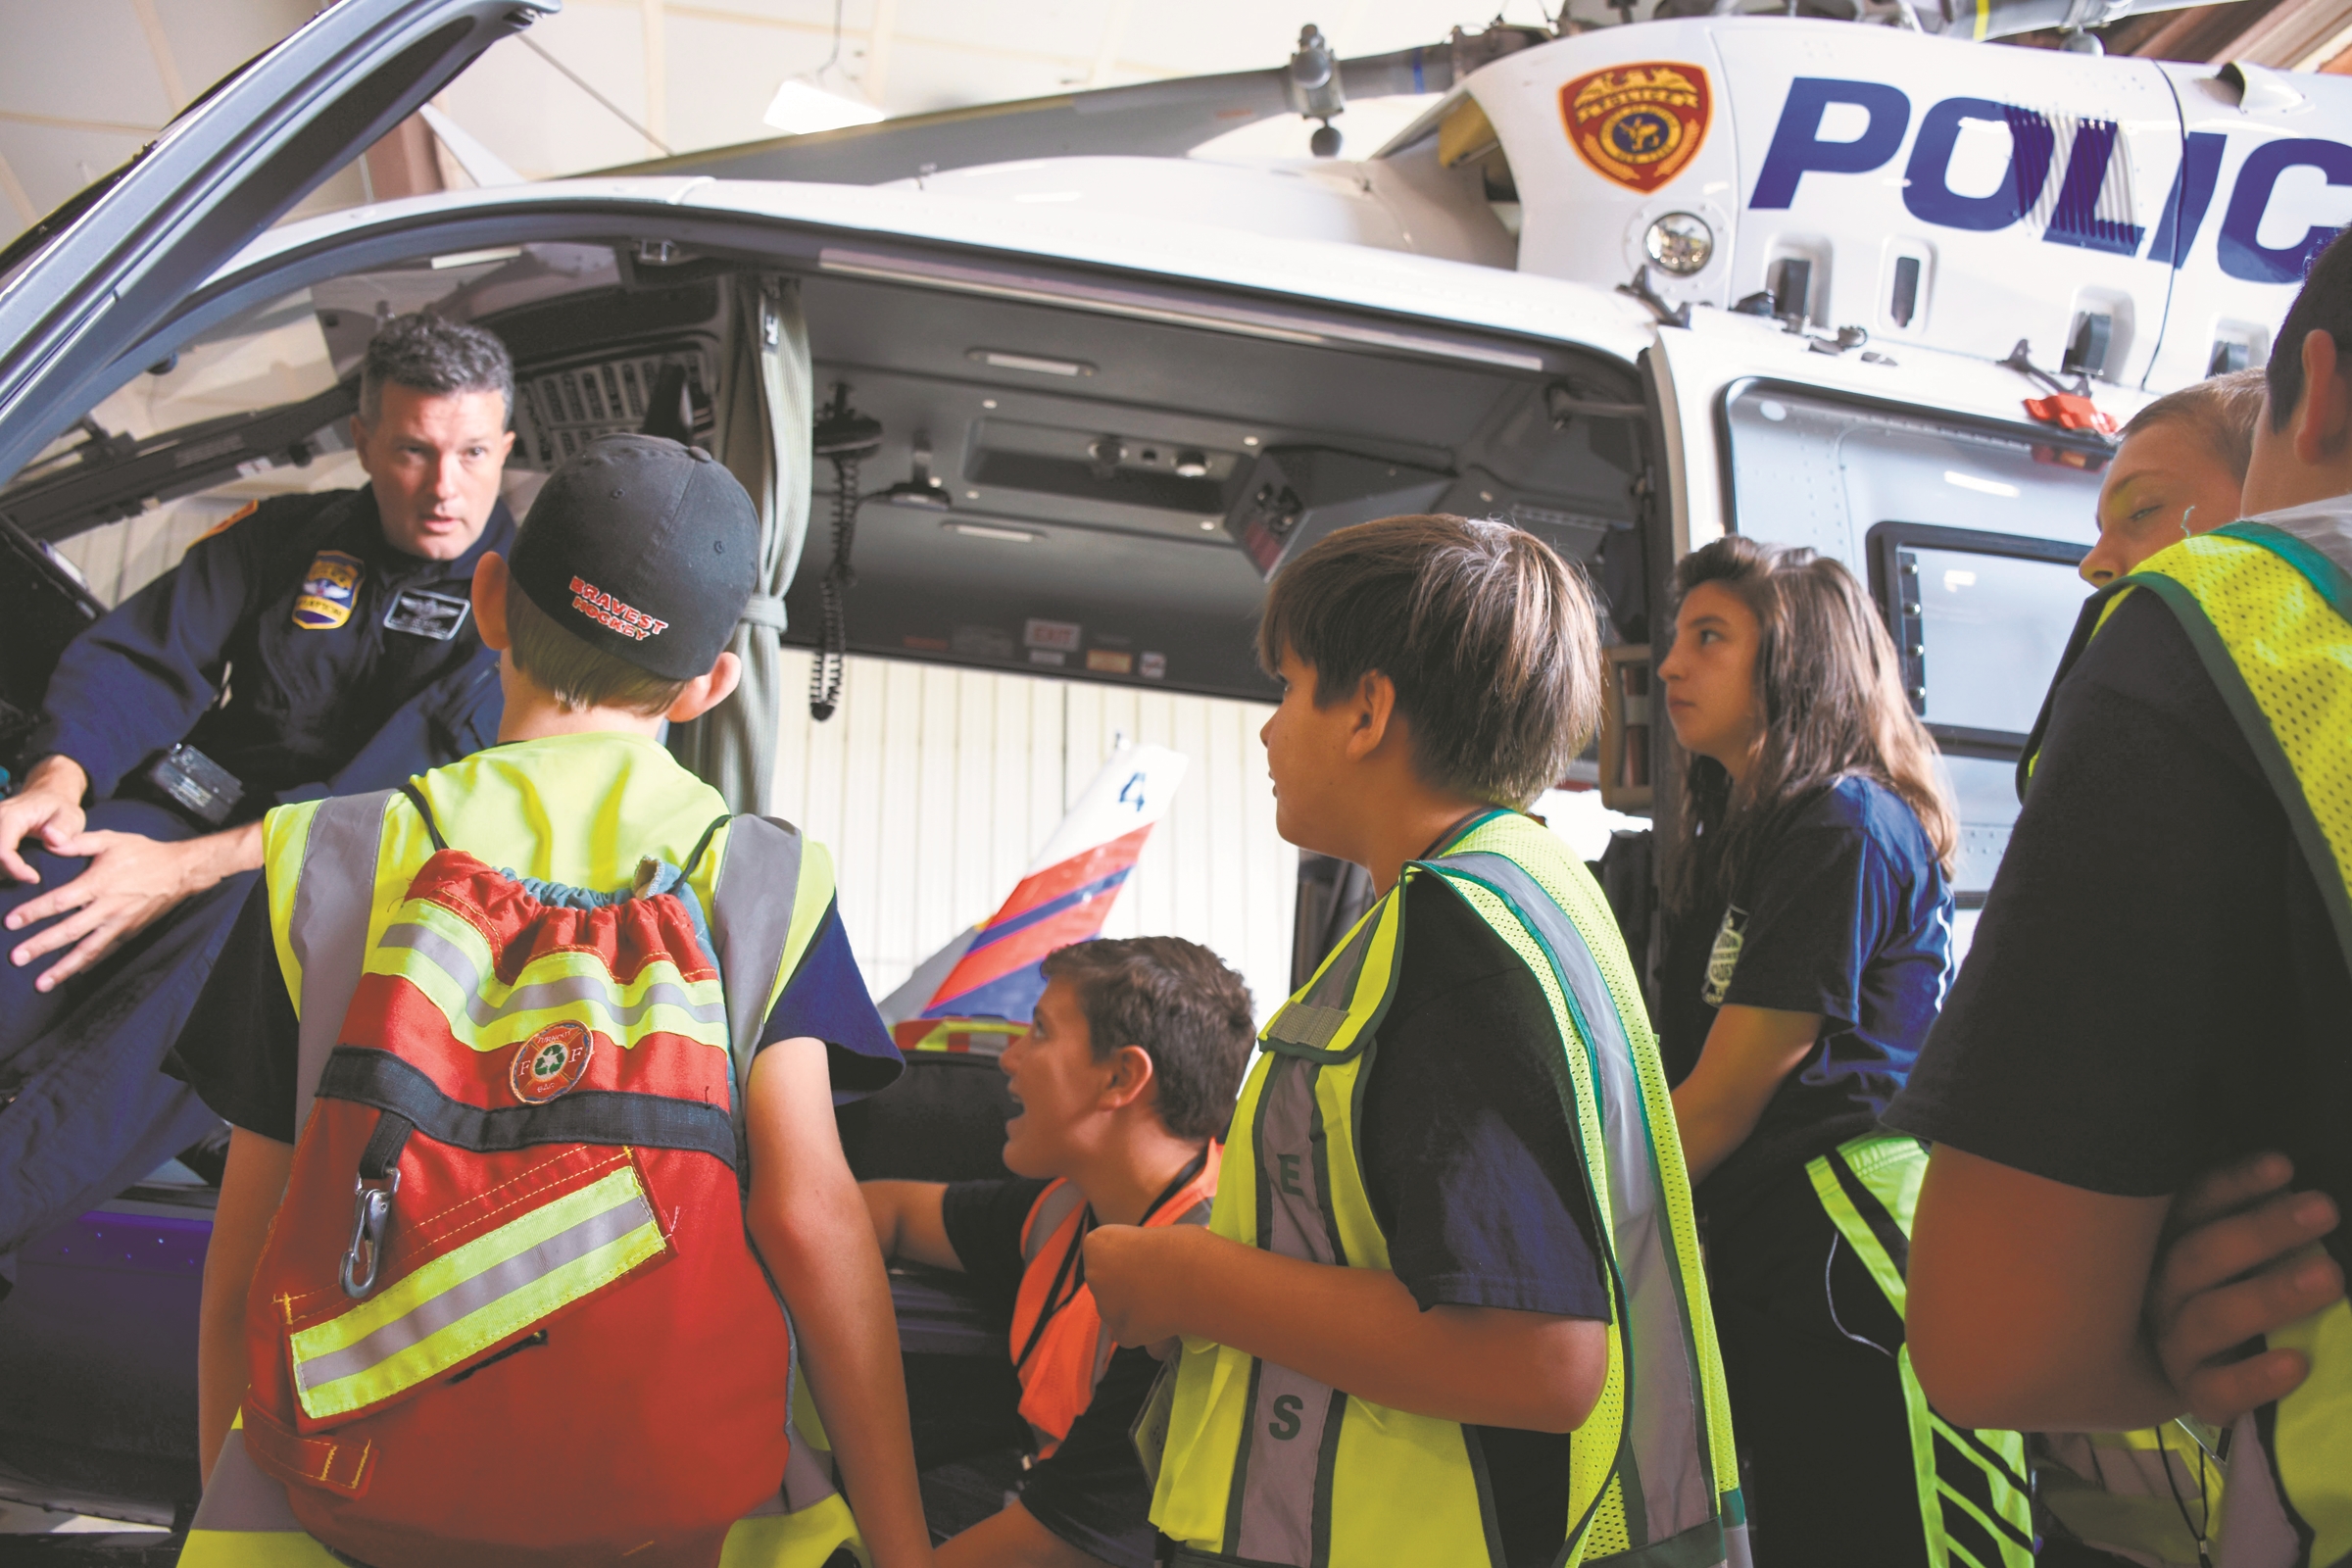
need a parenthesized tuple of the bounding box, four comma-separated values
(293, 550, 365, 630)
(1560, 63, 1710, 194)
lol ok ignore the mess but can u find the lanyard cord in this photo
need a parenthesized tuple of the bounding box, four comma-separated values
(2153, 1422, 2214, 1568)
(1011, 1148, 1210, 1376)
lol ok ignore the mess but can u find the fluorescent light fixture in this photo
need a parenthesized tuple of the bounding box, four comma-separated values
(763, 77, 884, 135)
(1943, 568, 1979, 591)
(966, 348, 1096, 377)
(431, 247, 522, 270)
(1943, 470, 2020, 498)
(947, 520, 1042, 544)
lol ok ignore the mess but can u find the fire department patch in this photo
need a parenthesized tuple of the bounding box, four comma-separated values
(511, 1021, 594, 1104)
(1561, 63, 1710, 194)
(292, 550, 364, 631)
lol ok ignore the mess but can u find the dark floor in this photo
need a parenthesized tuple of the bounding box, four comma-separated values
(0, 1536, 181, 1566)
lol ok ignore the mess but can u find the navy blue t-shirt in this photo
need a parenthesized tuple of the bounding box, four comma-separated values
(938, 1175, 1167, 1568)
(1657, 776, 1953, 1222)
(1888, 592, 2348, 1244)
(1357, 870, 1611, 1568)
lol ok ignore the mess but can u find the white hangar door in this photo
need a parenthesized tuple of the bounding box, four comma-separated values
(767, 647, 1298, 1024)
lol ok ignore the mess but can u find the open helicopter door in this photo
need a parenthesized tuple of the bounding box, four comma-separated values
(0, 0, 555, 491)
(1642, 315, 2130, 956)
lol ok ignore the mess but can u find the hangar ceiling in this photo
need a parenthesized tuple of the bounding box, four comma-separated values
(0, 0, 1545, 250)
(3, 0, 2349, 253)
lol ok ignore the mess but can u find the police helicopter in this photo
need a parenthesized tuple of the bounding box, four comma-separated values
(0, 0, 2345, 1540)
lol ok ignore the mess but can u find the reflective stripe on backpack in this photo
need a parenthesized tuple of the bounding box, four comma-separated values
(197, 789, 853, 1562)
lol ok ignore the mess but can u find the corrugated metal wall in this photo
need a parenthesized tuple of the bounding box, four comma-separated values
(769, 648, 1297, 1023)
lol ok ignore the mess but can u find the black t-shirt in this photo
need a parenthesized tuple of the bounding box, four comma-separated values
(1887, 593, 2348, 1259)
(1357, 872, 1613, 1568)
(1657, 776, 1954, 1224)
(939, 1174, 1165, 1568)
(169, 880, 900, 1141)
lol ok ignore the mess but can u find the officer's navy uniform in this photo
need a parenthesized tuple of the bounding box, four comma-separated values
(0, 487, 512, 1283)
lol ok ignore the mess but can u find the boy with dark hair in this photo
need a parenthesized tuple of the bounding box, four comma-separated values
(172, 435, 932, 1567)
(1085, 514, 1744, 1568)
(1893, 232, 2352, 1566)
(863, 936, 1254, 1568)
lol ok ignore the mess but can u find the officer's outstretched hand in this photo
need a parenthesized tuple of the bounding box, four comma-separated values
(5, 770, 262, 992)
(2147, 1151, 2344, 1428)
(0, 754, 89, 886)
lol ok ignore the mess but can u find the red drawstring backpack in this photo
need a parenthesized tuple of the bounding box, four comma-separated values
(238, 785, 813, 1568)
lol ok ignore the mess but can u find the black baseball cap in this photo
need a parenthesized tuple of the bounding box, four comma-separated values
(510, 434, 760, 681)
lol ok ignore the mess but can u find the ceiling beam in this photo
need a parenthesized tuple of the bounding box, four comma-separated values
(2220, 0, 2352, 62)
(0, 109, 159, 136)
(1090, 0, 1135, 85)
(864, 0, 901, 108)
(642, 0, 668, 157)
(2121, 0, 2286, 59)
(127, 0, 187, 117)
(0, 149, 38, 226)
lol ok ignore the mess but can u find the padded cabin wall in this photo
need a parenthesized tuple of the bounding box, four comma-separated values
(49, 497, 245, 608)
(768, 648, 1298, 1024)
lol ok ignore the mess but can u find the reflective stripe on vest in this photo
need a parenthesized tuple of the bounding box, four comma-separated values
(1011, 1150, 1221, 1455)
(1806, 1135, 2038, 1568)
(190, 786, 845, 1561)
(2029, 510, 2352, 1568)
(1148, 810, 1745, 1568)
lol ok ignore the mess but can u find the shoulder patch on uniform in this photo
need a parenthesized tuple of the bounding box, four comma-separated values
(293, 550, 365, 631)
(191, 499, 260, 548)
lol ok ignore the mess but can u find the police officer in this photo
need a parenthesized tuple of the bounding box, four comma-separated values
(0, 313, 517, 1280)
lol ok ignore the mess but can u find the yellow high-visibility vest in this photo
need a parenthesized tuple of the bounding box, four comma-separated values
(1146, 809, 1745, 1567)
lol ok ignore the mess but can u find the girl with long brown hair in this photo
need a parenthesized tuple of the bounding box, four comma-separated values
(1654, 537, 2031, 1565)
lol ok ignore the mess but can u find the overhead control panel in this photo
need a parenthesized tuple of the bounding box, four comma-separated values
(1225, 447, 1453, 576)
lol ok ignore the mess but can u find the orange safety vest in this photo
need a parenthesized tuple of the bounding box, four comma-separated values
(1010, 1146, 1220, 1455)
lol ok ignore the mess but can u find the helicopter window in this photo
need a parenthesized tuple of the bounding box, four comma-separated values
(1720, 382, 2103, 900)
(1869, 527, 2087, 746)
(1721, 382, 2104, 562)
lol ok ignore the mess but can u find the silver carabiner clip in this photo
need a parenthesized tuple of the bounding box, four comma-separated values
(340, 1168, 400, 1299)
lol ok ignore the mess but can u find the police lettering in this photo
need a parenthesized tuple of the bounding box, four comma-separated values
(567, 576, 670, 642)
(1277, 1152, 1305, 1198)
(1747, 75, 2348, 278)
(1268, 1394, 1304, 1441)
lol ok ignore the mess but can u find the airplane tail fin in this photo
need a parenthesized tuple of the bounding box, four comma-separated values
(889, 742, 1187, 1055)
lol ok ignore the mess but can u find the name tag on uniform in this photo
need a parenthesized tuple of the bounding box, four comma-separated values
(383, 588, 471, 640)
